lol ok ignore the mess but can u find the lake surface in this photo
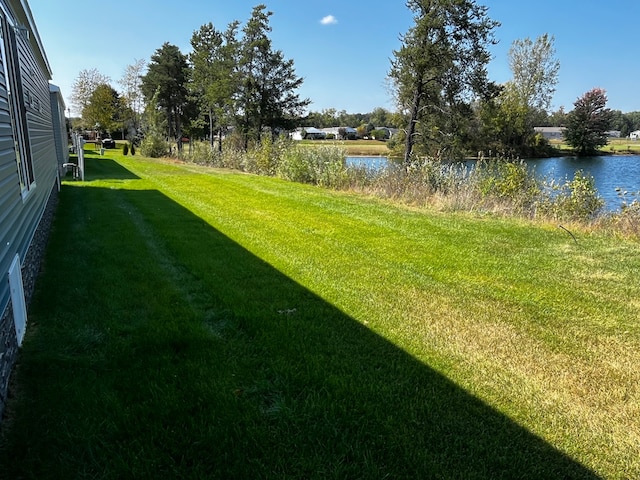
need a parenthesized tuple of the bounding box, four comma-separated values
(523, 156, 640, 210)
(346, 156, 389, 171)
(346, 155, 640, 211)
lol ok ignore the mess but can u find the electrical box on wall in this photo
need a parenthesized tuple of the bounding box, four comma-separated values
(8, 254, 27, 346)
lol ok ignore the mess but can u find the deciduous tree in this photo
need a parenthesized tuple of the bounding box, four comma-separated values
(82, 83, 122, 135)
(494, 34, 560, 154)
(564, 88, 613, 156)
(140, 89, 169, 158)
(509, 34, 559, 114)
(70, 68, 110, 117)
(118, 59, 146, 134)
(389, 0, 499, 162)
(369, 107, 392, 128)
(548, 106, 568, 127)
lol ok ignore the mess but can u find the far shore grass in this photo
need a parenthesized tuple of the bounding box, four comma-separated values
(298, 137, 640, 157)
(297, 138, 391, 156)
(550, 137, 640, 155)
(0, 148, 638, 478)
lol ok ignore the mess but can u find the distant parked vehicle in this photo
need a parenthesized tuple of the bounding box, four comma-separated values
(102, 138, 116, 148)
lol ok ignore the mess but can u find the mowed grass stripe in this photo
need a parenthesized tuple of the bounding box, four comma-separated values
(116, 156, 640, 477)
(0, 153, 637, 478)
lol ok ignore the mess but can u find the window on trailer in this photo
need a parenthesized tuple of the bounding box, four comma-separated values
(0, 13, 34, 195)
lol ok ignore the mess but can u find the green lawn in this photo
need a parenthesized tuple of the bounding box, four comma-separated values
(1, 149, 638, 478)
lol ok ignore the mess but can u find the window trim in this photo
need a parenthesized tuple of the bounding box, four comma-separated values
(0, 10, 36, 198)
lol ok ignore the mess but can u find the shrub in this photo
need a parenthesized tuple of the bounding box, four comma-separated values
(245, 135, 290, 176)
(140, 133, 168, 158)
(277, 144, 348, 188)
(473, 159, 541, 214)
(177, 141, 217, 165)
(610, 197, 640, 236)
(370, 129, 390, 141)
(537, 170, 604, 221)
(350, 156, 472, 207)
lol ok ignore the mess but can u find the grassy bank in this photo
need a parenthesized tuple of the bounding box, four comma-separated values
(298, 138, 390, 156)
(549, 137, 640, 155)
(1, 149, 638, 478)
(246, 136, 640, 157)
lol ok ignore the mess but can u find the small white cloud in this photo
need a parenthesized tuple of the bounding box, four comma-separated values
(320, 15, 337, 25)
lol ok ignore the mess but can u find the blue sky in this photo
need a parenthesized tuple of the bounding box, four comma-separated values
(28, 0, 639, 116)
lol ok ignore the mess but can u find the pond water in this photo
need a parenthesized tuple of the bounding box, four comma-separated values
(523, 156, 640, 210)
(346, 156, 389, 171)
(346, 155, 640, 211)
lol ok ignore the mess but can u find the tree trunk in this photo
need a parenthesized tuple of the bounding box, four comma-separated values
(404, 80, 423, 164)
(209, 108, 214, 149)
(176, 109, 183, 153)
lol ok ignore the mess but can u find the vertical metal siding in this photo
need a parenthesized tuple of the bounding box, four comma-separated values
(17, 27, 56, 186)
(0, 25, 17, 316)
(0, 1, 58, 318)
(49, 87, 68, 168)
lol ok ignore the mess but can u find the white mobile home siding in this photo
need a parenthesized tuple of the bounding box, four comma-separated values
(0, 3, 56, 315)
(0, 0, 59, 416)
(50, 84, 68, 169)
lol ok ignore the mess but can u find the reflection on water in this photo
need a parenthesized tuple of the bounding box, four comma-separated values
(346, 155, 640, 211)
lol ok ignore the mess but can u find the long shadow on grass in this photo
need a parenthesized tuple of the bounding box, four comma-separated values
(80, 154, 141, 181)
(1, 162, 601, 479)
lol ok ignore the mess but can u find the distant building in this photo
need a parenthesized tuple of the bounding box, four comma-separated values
(630, 130, 640, 140)
(321, 127, 358, 140)
(290, 127, 326, 140)
(605, 130, 621, 138)
(534, 126, 566, 140)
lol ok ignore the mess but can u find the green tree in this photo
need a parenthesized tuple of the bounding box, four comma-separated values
(190, 21, 240, 151)
(494, 34, 559, 154)
(82, 83, 122, 135)
(140, 89, 169, 158)
(509, 34, 559, 114)
(389, 0, 499, 162)
(236, 4, 309, 147)
(609, 110, 631, 137)
(369, 107, 392, 127)
(492, 82, 529, 150)
(141, 43, 190, 149)
(548, 106, 568, 127)
(624, 111, 640, 133)
(564, 88, 613, 156)
(70, 68, 110, 118)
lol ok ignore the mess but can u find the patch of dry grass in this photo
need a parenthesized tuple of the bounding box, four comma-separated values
(299, 139, 390, 156)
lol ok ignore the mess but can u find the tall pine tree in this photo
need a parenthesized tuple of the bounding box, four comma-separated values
(141, 43, 190, 148)
(190, 21, 240, 151)
(237, 4, 309, 148)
